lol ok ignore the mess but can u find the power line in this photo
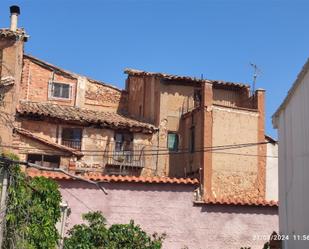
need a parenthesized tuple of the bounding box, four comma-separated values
(0, 141, 271, 155)
(1, 141, 277, 158)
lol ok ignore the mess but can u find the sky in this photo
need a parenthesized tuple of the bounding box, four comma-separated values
(1, 0, 308, 138)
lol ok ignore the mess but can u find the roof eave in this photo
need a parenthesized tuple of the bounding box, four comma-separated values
(272, 57, 309, 127)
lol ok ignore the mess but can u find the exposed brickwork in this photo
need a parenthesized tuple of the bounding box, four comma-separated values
(20, 57, 77, 106)
(84, 80, 128, 113)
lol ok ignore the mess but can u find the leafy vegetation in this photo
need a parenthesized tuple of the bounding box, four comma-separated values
(64, 211, 166, 249)
(2, 153, 62, 249)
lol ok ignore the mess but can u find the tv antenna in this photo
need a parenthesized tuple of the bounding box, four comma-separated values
(249, 63, 261, 94)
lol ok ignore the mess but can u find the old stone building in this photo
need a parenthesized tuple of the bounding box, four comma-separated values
(0, 5, 277, 204)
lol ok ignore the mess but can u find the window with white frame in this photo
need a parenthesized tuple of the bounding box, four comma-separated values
(49, 82, 72, 99)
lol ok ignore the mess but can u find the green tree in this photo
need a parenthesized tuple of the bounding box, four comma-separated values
(64, 211, 166, 249)
(2, 153, 62, 249)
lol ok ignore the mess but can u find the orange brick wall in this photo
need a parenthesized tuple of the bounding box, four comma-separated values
(20, 58, 77, 106)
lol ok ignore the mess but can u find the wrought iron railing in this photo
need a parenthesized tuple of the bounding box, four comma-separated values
(106, 144, 145, 168)
(61, 139, 82, 150)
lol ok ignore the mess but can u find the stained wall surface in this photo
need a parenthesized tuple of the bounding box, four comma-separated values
(211, 105, 260, 199)
(59, 180, 278, 249)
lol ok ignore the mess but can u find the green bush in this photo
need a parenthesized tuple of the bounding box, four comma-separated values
(64, 211, 166, 249)
(2, 153, 62, 249)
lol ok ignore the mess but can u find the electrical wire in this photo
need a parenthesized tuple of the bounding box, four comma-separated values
(0, 141, 274, 157)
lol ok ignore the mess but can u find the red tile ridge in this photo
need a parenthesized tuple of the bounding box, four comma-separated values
(203, 196, 278, 207)
(26, 170, 199, 185)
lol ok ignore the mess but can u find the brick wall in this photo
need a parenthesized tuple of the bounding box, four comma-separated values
(21, 57, 77, 106)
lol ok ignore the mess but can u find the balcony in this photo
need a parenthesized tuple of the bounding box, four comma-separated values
(106, 144, 145, 169)
(61, 139, 82, 150)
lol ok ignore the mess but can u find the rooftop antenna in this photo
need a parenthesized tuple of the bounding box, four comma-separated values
(249, 63, 261, 95)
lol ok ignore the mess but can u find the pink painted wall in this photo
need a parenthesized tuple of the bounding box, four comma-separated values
(59, 180, 278, 249)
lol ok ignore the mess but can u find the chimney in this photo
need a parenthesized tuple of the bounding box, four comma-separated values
(10, 5, 20, 32)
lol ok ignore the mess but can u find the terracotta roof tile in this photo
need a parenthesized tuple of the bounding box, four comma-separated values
(26, 169, 199, 185)
(15, 127, 83, 157)
(124, 68, 249, 89)
(203, 196, 278, 207)
(17, 101, 157, 133)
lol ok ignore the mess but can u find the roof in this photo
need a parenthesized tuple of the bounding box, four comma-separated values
(272, 57, 309, 127)
(124, 68, 249, 89)
(200, 196, 278, 207)
(15, 127, 83, 157)
(24, 54, 122, 92)
(17, 101, 157, 133)
(26, 170, 199, 185)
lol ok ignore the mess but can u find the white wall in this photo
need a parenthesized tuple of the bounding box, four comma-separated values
(275, 69, 309, 249)
(266, 142, 278, 201)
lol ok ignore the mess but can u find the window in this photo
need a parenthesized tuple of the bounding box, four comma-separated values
(114, 132, 133, 152)
(110, 132, 137, 167)
(49, 82, 71, 99)
(27, 154, 60, 168)
(61, 128, 82, 150)
(189, 126, 195, 153)
(167, 132, 179, 152)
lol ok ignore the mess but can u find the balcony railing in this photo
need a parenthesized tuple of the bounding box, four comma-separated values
(106, 145, 145, 168)
(61, 139, 82, 150)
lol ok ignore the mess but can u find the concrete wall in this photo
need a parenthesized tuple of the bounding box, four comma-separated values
(265, 141, 278, 201)
(59, 180, 278, 249)
(211, 105, 260, 199)
(273, 69, 309, 249)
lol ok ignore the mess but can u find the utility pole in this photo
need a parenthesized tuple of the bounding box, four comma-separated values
(0, 164, 9, 248)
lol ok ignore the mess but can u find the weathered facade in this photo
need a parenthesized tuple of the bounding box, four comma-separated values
(124, 69, 272, 201)
(27, 170, 278, 249)
(0, 6, 278, 205)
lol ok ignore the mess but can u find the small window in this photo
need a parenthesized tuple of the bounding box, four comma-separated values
(167, 132, 179, 152)
(49, 82, 71, 99)
(189, 126, 195, 153)
(61, 128, 82, 150)
(27, 154, 60, 168)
